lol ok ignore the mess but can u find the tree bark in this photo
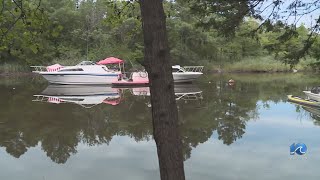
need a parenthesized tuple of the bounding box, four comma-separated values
(139, 1, 185, 180)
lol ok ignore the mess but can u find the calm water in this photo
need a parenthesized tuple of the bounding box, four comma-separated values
(1, 73, 320, 180)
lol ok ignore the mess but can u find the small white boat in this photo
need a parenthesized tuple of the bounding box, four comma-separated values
(172, 65, 204, 83)
(303, 87, 320, 102)
(31, 60, 122, 85)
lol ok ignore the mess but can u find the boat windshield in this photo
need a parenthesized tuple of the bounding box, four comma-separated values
(311, 87, 320, 94)
(59, 68, 84, 72)
(76, 61, 96, 66)
(172, 66, 185, 73)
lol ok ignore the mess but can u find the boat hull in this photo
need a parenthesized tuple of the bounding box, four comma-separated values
(40, 73, 119, 85)
(303, 91, 320, 101)
(172, 72, 203, 83)
(38, 70, 202, 84)
(288, 95, 320, 107)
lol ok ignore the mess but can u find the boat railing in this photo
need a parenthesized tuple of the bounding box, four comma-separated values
(175, 92, 203, 101)
(33, 95, 99, 108)
(30, 66, 48, 73)
(120, 71, 148, 80)
(32, 95, 65, 104)
(32, 95, 48, 102)
(182, 66, 204, 73)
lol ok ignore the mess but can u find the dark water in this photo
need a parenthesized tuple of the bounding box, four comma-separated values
(1, 73, 320, 180)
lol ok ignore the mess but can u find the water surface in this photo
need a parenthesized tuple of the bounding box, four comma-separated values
(1, 73, 320, 180)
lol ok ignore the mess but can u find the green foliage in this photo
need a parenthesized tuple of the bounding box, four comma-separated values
(258, 23, 311, 66)
(0, 0, 62, 65)
(221, 56, 316, 72)
(185, 0, 320, 68)
(0, 0, 319, 71)
(223, 56, 290, 72)
(185, 0, 255, 36)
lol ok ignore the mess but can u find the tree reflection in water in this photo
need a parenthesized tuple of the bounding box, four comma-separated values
(0, 74, 319, 164)
(298, 106, 320, 126)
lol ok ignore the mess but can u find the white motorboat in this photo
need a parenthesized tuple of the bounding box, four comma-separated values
(31, 61, 122, 85)
(303, 87, 320, 102)
(33, 85, 121, 108)
(171, 65, 204, 83)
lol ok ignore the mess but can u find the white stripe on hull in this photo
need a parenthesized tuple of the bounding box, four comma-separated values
(41, 74, 119, 85)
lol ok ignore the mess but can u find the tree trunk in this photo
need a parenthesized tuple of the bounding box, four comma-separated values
(139, 1, 185, 180)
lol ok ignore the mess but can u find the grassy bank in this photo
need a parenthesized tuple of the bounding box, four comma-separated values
(208, 73, 320, 84)
(216, 56, 316, 73)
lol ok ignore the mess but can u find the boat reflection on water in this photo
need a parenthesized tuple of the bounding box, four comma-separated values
(289, 99, 320, 125)
(301, 106, 320, 126)
(304, 106, 320, 114)
(303, 106, 320, 121)
(130, 84, 203, 101)
(33, 84, 203, 108)
(33, 85, 121, 108)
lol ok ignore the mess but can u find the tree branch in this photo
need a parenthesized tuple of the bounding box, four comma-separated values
(1, 0, 5, 15)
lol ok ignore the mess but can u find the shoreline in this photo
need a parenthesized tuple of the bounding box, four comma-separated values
(0, 72, 35, 77)
(207, 69, 310, 74)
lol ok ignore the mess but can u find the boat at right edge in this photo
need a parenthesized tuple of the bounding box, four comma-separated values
(303, 87, 320, 102)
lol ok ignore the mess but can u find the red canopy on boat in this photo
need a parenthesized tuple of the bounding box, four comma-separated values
(97, 57, 124, 65)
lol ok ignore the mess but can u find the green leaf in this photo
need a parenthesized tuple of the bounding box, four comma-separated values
(30, 44, 38, 54)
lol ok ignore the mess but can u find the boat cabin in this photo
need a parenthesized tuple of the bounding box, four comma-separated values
(76, 61, 96, 66)
(56, 61, 117, 73)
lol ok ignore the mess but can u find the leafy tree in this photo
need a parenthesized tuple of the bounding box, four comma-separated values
(186, 0, 320, 67)
(0, 0, 63, 64)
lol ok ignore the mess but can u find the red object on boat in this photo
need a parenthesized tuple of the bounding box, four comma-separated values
(103, 98, 121, 106)
(112, 71, 149, 87)
(46, 64, 63, 72)
(97, 57, 124, 65)
(47, 97, 63, 104)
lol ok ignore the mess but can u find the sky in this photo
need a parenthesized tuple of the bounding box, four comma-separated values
(258, 0, 320, 28)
